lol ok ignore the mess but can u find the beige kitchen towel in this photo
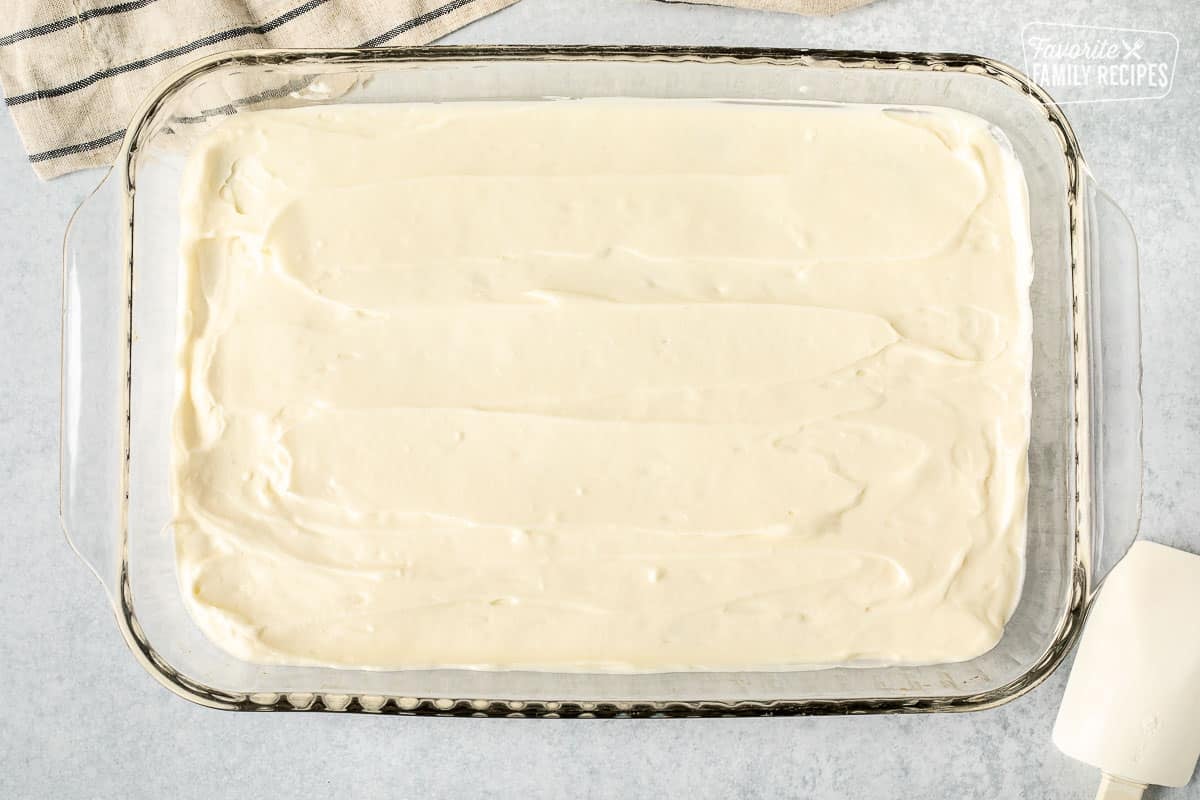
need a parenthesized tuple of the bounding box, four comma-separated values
(0, 0, 518, 179)
(657, 0, 877, 14)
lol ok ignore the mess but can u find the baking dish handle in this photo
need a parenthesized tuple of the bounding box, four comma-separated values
(1082, 177, 1143, 587)
(60, 171, 125, 607)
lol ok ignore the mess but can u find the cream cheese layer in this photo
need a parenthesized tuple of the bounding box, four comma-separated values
(172, 101, 1033, 671)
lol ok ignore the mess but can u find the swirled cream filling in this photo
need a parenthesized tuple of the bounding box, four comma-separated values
(172, 100, 1032, 670)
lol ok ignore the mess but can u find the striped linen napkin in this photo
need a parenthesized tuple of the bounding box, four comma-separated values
(0, 0, 518, 179)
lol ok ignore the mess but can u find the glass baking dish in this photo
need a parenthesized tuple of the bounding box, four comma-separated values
(60, 45, 1142, 717)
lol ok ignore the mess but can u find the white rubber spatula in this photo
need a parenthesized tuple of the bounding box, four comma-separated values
(1054, 541, 1200, 799)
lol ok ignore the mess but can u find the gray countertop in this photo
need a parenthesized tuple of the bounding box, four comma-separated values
(2, 1, 1197, 797)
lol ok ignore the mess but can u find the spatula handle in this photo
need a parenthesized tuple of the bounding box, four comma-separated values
(1095, 772, 1146, 800)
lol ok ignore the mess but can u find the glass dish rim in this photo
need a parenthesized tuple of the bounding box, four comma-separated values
(101, 43, 1091, 718)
